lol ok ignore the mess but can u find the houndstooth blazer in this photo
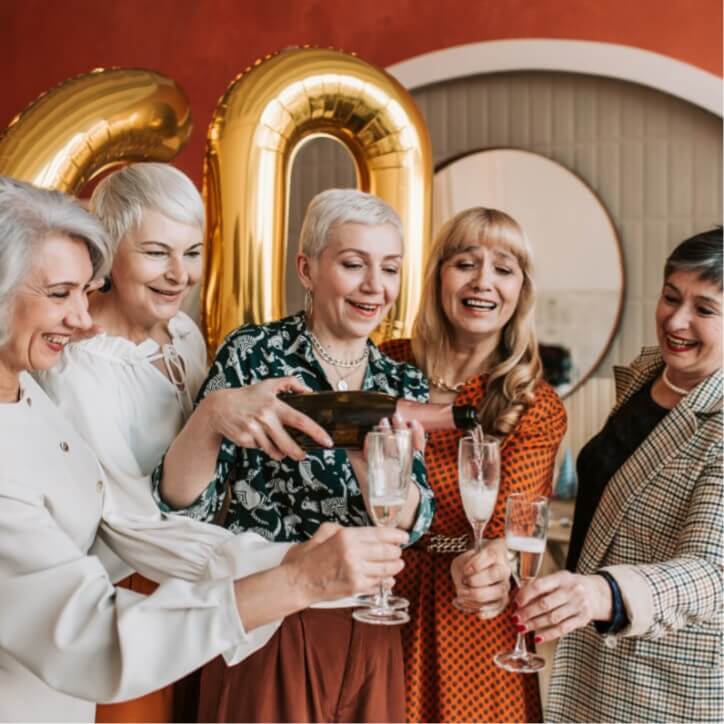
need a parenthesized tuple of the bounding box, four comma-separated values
(546, 348, 723, 723)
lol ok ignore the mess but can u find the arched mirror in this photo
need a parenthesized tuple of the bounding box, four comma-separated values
(434, 148, 624, 396)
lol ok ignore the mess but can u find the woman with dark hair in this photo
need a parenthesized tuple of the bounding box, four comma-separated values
(515, 228, 723, 722)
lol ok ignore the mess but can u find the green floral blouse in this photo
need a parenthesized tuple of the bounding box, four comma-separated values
(152, 312, 435, 544)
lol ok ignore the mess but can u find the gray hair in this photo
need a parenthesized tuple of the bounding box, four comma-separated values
(0, 176, 111, 346)
(665, 227, 722, 289)
(90, 162, 204, 251)
(298, 188, 403, 258)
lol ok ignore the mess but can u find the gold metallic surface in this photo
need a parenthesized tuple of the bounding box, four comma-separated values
(0, 68, 192, 193)
(203, 47, 432, 353)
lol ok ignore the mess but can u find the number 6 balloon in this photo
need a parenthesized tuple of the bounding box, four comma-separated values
(0, 67, 192, 193)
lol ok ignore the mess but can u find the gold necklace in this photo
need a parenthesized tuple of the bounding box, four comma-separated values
(661, 367, 693, 396)
(429, 374, 470, 393)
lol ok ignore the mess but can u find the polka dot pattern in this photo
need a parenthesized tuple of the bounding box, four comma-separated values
(382, 339, 567, 724)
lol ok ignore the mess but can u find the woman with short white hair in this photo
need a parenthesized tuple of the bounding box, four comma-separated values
(0, 176, 408, 723)
(154, 188, 436, 722)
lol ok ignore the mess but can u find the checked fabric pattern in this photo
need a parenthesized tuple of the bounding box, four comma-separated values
(546, 348, 723, 723)
(382, 338, 566, 724)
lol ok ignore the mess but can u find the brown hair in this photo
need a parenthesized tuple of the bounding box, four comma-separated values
(411, 207, 542, 436)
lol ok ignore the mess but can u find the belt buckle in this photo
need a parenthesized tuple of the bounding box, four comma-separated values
(426, 533, 470, 554)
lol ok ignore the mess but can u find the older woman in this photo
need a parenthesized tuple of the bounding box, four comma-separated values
(40, 161, 244, 723)
(153, 188, 435, 722)
(514, 229, 723, 722)
(0, 177, 407, 723)
(382, 207, 566, 723)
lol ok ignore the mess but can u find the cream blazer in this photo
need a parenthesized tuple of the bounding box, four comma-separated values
(545, 349, 723, 722)
(0, 374, 288, 723)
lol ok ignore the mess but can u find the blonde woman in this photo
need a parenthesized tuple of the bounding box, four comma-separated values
(382, 207, 566, 723)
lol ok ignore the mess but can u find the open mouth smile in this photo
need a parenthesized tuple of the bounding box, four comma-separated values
(347, 300, 381, 317)
(42, 333, 70, 351)
(665, 333, 698, 352)
(462, 298, 497, 311)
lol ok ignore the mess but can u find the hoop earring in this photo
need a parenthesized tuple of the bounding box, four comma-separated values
(304, 288, 313, 317)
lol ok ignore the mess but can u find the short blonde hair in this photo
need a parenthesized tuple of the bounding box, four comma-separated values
(412, 207, 542, 436)
(299, 188, 403, 258)
(90, 162, 204, 251)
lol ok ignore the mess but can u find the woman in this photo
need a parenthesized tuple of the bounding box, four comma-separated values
(515, 229, 723, 722)
(382, 207, 566, 723)
(153, 188, 435, 722)
(40, 161, 233, 722)
(0, 176, 408, 723)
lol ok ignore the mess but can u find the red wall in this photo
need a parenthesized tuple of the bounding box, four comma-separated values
(1, 0, 721, 185)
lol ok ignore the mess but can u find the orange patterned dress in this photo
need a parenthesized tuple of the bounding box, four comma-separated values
(382, 339, 567, 724)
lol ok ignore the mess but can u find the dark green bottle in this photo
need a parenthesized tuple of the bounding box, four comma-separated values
(279, 390, 479, 450)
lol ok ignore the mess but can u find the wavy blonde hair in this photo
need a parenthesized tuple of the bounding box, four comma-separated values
(411, 207, 542, 437)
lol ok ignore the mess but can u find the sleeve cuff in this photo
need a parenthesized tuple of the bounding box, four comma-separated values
(205, 535, 294, 580)
(600, 564, 654, 638)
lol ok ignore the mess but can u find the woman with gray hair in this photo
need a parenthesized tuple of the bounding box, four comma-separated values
(514, 228, 723, 722)
(153, 188, 436, 722)
(0, 177, 408, 723)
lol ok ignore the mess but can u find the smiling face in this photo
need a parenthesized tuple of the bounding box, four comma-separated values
(109, 208, 203, 327)
(298, 222, 403, 343)
(439, 241, 525, 347)
(0, 234, 94, 376)
(655, 269, 722, 387)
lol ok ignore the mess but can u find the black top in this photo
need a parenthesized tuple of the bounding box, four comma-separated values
(566, 380, 668, 572)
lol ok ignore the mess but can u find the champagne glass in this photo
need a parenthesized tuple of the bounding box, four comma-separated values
(353, 428, 412, 625)
(494, 494, 549, 673)
(453, 434, 501, 617)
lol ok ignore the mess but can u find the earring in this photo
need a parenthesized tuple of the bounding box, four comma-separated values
(304, 288, 313, 317)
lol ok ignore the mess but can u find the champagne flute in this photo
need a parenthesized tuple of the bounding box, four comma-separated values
(494, 494, 549, 673)
(453, 433, 501, 616)
(353, 428, 412, 625)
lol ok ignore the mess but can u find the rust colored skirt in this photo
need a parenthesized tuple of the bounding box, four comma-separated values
(198, 607, 405, 723)
(95, 574, 174, 723)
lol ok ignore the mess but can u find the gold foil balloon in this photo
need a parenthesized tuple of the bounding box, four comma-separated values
(0, 68, 192, 194)
(203, 47, 432, 352)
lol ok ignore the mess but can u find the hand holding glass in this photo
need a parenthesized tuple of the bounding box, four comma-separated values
(453, 434, 502, 617)
(353, 428, 413, 625)
(494, 494, 549, 673)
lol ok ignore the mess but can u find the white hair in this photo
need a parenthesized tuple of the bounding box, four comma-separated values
(0, 176, 111, 346)
(90, 162, 204, 251)
(298, 188, 403, 258)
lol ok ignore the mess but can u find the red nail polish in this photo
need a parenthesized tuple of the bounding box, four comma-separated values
(511, 615, 520, 624)
(516, 624, 526, 633)
(534, 635, 542, 643)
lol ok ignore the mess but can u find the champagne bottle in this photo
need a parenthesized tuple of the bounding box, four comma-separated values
(278, 390, 479, 449)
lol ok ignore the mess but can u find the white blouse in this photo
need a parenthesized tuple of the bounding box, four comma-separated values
(37, 313, 285, 583)
(38, 312, 207, 512)
(0, 374, 287, 723)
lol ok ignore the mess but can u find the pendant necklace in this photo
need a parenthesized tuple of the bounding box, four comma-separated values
(308, 330, 369, 391)
(661, 367, 692, 396)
